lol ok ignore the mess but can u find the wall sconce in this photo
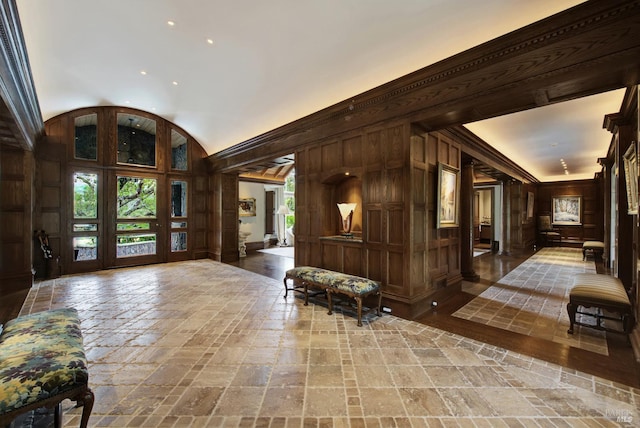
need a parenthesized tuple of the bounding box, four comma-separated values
(277, 205, 290, 246)
(337, 203, 357, 237)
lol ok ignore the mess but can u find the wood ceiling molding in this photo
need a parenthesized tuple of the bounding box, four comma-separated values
(210, 0, 640, 177)
(446, 126, 538, 184)
(0, 0, 43, 151)
(237, 155, 295, 183)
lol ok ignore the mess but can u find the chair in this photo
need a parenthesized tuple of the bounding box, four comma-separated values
(538, 215, 561, 247)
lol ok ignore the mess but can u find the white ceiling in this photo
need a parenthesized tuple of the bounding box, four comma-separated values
(17, 0, 625, 182)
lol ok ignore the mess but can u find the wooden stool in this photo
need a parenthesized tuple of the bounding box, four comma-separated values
(582, 241, 604, 261)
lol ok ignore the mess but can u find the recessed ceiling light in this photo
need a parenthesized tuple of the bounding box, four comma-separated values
(167, 20, 175, 26)
(206, 38, 214, 45)
(172, 81, 178, 86)
(140, 70, 147, 75)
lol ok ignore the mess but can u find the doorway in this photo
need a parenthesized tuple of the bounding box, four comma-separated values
(473, 186, 498, 254)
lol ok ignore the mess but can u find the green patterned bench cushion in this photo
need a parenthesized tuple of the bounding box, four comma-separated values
(0, 308, 89, 414)
(570, 274, 630, 308)
(286, 266, 380, 294)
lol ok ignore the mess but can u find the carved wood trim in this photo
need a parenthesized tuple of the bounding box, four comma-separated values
(0, 0, 43, 150)
(210, 0, 640, 175)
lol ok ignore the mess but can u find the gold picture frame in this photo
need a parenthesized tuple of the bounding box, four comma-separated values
(437, 163, 460, 228)
(239, 197, 256, 217)
(552, 195, 581, 225)
(623, 142, 638, 215)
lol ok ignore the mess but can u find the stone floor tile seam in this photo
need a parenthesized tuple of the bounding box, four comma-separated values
(17, 258, 640, 426)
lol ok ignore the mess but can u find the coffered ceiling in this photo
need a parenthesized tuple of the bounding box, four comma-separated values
(16, 0, 629, 182)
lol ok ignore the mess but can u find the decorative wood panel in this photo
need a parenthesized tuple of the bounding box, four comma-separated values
(343, 245, 362, 276)
(366, 249, 382, 282)
(387, 251, 404, 290)
(343, 136, 362, 168)
(321, 142, 340, 171)
(365, 130, 383, 167)
(0, 144, 33, 293)
(386, 168, 404, 203)
(367, 210, 382, 244)
(387, 209, 404, 246)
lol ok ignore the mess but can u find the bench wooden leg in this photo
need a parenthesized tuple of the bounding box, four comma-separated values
(355, 296, 363, 327)
(567, 302, 577, 334)
(54, 402, 62, 428)
(376, 292, 382, 317)
(78, 388, 95, 428)
(283, 276, 290, 298)
(304, 282, 309, 306)
(326, 290, 333, 315)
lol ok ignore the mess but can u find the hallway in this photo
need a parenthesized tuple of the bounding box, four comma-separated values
(6, 249, 639, 426)
(234, 248, 640, 388)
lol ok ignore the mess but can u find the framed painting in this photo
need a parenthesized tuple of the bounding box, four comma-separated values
(623, 142, 638, 215)
(437, 163, 460, 228)
(239, 197, 256, 217)
(527, 191, 534, 219)
(552, 195, 581, 225)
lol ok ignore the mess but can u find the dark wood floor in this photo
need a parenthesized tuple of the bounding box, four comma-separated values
(419, 251, 640, 389)
(3, 248, 638, 388)
(233, 247, 640, 388)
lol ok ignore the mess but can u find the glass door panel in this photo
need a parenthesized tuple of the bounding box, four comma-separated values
(117, 114, 156, 167)
(74, 113, 98, 161)
(113, 175, 164, 264)
(72, 172, 100, 264)
(169, 179, 189, 259)
(171, 129, 188, 170)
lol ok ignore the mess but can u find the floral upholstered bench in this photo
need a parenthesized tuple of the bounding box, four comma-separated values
(0, 308, 94, 428)
(567, 273, 633, 336)
(284, 266, 382, 326)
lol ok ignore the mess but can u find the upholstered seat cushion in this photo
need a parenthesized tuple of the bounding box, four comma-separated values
(570, 274, 631, 309)
(582, 241, 605, 250)
(286, 266, 380, 294)
(0, 308, 89, 414)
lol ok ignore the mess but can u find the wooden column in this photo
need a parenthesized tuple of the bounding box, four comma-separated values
(210, 172, 239, 262)
(461, 161, 478, 281)
(501, 179, 512, 256)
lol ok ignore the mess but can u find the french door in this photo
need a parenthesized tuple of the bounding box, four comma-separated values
(107, 171, 166, 267)
(69, 169, 194, 272)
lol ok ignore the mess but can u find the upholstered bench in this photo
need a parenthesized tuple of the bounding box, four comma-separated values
(0, 308, 94, 428)
(567, 273, 633, 335)
(284, 266, 382, 326)
(582, 241, 605, 261)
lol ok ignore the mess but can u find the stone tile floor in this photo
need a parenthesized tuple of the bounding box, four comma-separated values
(16, 258, 640, 427)
(454, 247, 609, 355)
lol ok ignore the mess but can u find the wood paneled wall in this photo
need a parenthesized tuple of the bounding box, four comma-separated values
(0, 144, 34, 293)
(537, 179, 603, 246)
(294, 121, 463, 319)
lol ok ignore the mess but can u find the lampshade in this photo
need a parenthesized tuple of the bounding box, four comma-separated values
(277, 205, 290, 215)
(337, 203, 357, 219)
(337, 203, 357, 236)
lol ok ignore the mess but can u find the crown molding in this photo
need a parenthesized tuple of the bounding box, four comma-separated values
(0, 0, 43, 151)
(211, 0, 640, 180)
